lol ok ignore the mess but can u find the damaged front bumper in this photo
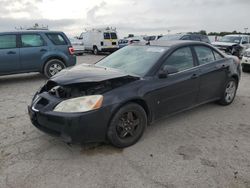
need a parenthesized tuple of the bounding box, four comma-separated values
(28, 92, 112, 144)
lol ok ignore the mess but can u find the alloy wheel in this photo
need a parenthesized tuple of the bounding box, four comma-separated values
(116, 111, 140, 139)
(224, 80, 236, 103)
(49, 63, 63, 76)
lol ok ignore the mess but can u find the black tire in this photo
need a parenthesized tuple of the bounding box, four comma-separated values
(44, 59, 66, 78)
(107, 103, 147, 148)
(242, 66, 249, 72)
(218, 78, 238, 106)
(93, 46, 99, 55)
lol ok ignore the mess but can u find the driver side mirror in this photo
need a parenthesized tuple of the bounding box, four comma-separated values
(158, 65, 179, 79)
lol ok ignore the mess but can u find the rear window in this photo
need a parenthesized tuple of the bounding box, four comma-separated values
(104, 33, 110, 40)
(46, 33, 67, 45)
(110, 33, 117, 39)
(104, 32, 117, 39)
(0, 35, 16, 49)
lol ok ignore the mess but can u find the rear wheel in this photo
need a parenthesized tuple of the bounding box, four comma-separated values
(93, 47, 99, 55)
(107, 103, 147, 148)
(44, 59, 65, 78)
(218, 78, 237, 105)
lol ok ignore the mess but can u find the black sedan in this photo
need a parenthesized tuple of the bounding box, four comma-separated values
(28, 41, 241, 148)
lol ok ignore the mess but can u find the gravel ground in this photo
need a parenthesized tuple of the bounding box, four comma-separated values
(0, 54, 250, 188)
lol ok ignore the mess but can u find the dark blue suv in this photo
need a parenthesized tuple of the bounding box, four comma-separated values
(0, 31, 76, 78)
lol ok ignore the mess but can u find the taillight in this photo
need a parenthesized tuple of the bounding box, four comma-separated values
(68, 47, 74, 55)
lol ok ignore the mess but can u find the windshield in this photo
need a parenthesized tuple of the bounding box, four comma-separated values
(158, 34, 182, 41)
(96, 45, 168, 76)
(110, 33, 118, 39)
(219, 36, 242, 44)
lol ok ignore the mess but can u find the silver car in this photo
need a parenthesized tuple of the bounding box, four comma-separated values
(69, 38, 85, 55)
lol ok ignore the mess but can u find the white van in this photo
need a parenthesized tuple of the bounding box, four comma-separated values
(79, 28, 119, 55)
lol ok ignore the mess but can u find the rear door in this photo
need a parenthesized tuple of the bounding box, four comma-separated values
(19, 33, 48, 71)
(0, 34, 20, 74)
(193, 45, 228, 103)
(103, 32, 118, 47)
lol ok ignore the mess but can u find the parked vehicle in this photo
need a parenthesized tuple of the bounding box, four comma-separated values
(69, 38, 85, 55)
(118, 37, 145, 48)
(0, 31, 76, 78)
(241, 48, 250, 72)
(143, 35, 163, 41)
(28, 41, 241, 148)
(212, 35, 250, 58)
(159, 33, 211, 43)
(79, 28, 119, 55)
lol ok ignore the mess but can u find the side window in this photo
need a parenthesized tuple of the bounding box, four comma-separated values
(213, 50, 224, 61)
(0, 35, 16, 49)
(194, 46, 215, 65)
(181, 35, 191, 40)
(104, 33, 110, 39)
(21, 34, 44, 47)
(201, 36, 210, 43)
(191, 35, 201, 41)
(163, 47, 194, 72)
(110, 33, 117, 39)
(242, 37, 248, 44)
(46, 33, 67, 45)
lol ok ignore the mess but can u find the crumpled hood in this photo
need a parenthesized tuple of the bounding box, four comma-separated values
(212, 41, 238, 47)
(51, 63, 139, 85)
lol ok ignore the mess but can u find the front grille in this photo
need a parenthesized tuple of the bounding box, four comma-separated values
(34, 97, 49, 110)
(112, 42, 116, 45)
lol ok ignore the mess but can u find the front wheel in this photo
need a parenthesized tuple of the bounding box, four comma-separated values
(44, 59, 66, 78)
(107, 103, 147, 148)
(218, 78, 238, 105)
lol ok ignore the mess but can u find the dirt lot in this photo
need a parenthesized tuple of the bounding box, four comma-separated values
(0, 54, 250, 188)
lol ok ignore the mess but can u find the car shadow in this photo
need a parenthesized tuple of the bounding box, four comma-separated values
(0, 73, 46, 85)
(80, 143, 123, 156)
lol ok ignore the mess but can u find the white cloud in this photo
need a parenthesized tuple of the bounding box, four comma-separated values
(0, 0, 249, 37)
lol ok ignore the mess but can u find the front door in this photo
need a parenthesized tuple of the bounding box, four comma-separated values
(147, 46, 200, 119)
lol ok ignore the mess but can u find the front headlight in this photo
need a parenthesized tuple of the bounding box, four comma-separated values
(243, 51, 250, 57)
(54, 95, 103, 113)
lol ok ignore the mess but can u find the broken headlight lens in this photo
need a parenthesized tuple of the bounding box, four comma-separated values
(54, 95, 103, 113)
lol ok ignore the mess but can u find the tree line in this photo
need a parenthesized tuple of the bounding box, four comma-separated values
(193, 30, 250, 36)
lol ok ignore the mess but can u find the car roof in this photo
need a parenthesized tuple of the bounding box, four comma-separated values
(145, 40, 211, 48)
(0, 30, 64, 35)
(225, 34, 249, 37)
